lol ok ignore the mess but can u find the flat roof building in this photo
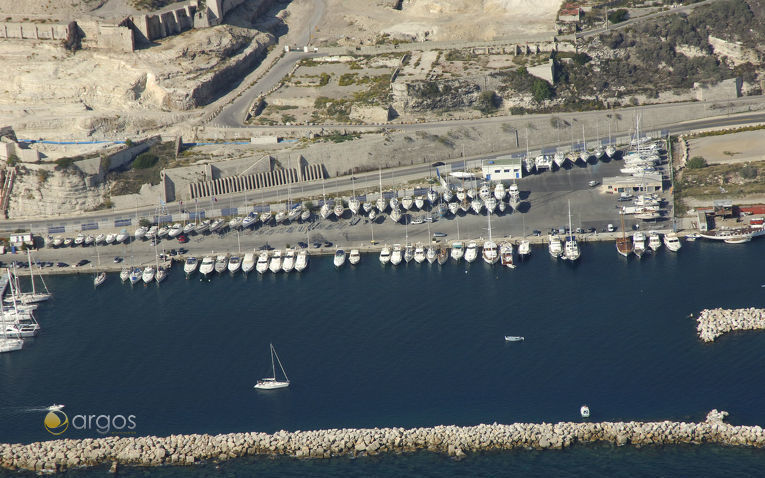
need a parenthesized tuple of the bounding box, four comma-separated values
(482, 156, 523, 181)
(602, 173, 662, 194)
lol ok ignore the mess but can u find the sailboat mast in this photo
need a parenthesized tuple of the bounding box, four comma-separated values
(568, 200, 573, 240)
(270, 343, 277, 380)
(27, 250, 36, 295)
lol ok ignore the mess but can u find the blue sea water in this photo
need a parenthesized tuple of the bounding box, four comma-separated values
(2, 239, 765, 475)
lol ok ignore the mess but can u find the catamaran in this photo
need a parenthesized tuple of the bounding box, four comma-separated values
(253, 343, 290, 390)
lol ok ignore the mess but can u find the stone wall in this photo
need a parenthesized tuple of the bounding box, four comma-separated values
(0, 22, 69, 40)
(694, 77, 741, 101)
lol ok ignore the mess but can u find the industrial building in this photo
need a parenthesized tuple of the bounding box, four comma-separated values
(602, 173, 662, 194)
(482, 156, 523, 181)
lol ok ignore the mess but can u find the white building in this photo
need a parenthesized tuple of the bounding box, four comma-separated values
(602, 173, 663, 194)
(482, 156, 523, 181)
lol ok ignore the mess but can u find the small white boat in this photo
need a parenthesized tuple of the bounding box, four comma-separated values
(199, 256, 215, 278)
(333, 249, 347, 268)
(648, 231, 662, 251)
(155, 266, 167, 284)
(426, 245, 437, 264)
(390, 208, 402, 224)
(349, 249, 361, 265)
(464, 241, 478, 263)
(259, 212, 272, 224)
(518, 240, 531, 257)
(62, 237, 73, 247)
(414, 196, 425, 210)
(0, 336, 24, 353)
(142, 265, 156, 284)
(146, 226, 158, 239)
(664, 233, 682, 252)
(227, 217, 242, 230)
(157, 226, 170, 238)
(183, 223, 196, 234)
(95, 234, 106, 244)
(105, 233, 116, 244)
(471, 198, 483, 215)
(633, 231, 646, 258)
(479, 183, 492, 201)
(256, 251, 270, 274)
(209, 219, 224, 233)
(548, 235, 562, 258)
(484, 197, 497, 214)
(401, 196, 413, 210)
(427, 189, 438, 204)
(606, 145, 616, 158)
(168, 223, 183, 238)
(363, 202, 374, 214)
(413, 243, 426, 263)
(195, 220, 211, 234)
(494, 183, 506, 201)
(404, 243, 414, 263)
(295, 250, 309, 272)
(349, 198, 361, 215)
(508, 184, 520, 209)
(253, 343, 290, 390)
(115, 229, 129, 243)
(451, 241, 464, 261)
(500, 242, 515, 269)
(228, 256, 242, 275)
(300, 209, 311, 222)
(184, 256, 199, 276)
(580, 405, 590, 418)
(214, 254, 229, 274)
(504, 336, 524, 342)
(448, 202, 459, 215)
(369, 209, 377, 221)
(334, 199, 345, 218)
(52, 236, 64, 247)
(442, 189, 454, 202)
(242, 214, 258, 229)
(93, 271, 106, 288)
(390, 244, 403, 266)
(379, 245, 391, 264)
(129, 267, 142, 286)
(482, 241, 499, 265)
(74, 234, 85, 246)
(685, 233, 700, 241)
(47, 404, 65, 412)
(274, 211, 287, 224)
(375, 197, 387, 213)
(242, 253, 256, 274)
(269, 250, 283, 273)
(120, 267, 130, 282)
(282, 249, 296, 272)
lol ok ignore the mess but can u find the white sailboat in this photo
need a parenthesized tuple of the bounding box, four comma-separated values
(334, 198, 345, 218)
(508, 183, 520, 210)
(401, 196, 413, 210)
(142, 265, 156, 285)
(414, 243, 426, 263)
(562, 201, 581, 261)
(5, 252, 52, 304)
(494, 182, 506, 201)
(93, 245, 106, 288)
(390, 207, 402, 224)
(129, 266, 142, 286)
(482, 213, 499, 265)
(253, 343, 290, 390)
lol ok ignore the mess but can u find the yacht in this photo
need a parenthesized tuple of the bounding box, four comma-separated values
(282, 249, 296, 272)
(242, 214, 257, 229)
(633, 231, 646, 258)
(349, 197, 361, 215)
(142, 265, 156, 285)
(84, 235, 95, 246)
(199, 256, 215, 278)
(183, 222, 196, 235)
(168, 223, 183, 238)
(508, 183, 521, 209)
(379, 245, 391, 264)
(664, 233, 682, 252)
(437, 246, 449, 265)
(413, 243, 426, 263)
(295, 249, 309, 272)
(562, 201, 581, 262)
(494, 183, 506, 201)
(52, 236, 64, 247)
(518, 239, 531, 257)
(269, 250, 283, 273)
(74, 234, 85, 246)
(129, 267, 142, 285)
(451, 241, 464, 261)
(259, 212, 273, 225)
(390, 244, 403, 266)
(548, 235, 563, 258)
(333, 199, 344, 218)
(401, 196, 413, 210)
(105, 233, 116, 244)
(242, 252, 256, 275)
(256, 251, 270, 274)
(228, 255, 242, 275)
(349, 249, 361, 265)
(184, 256, 199, 277)
(464, 241, 478, 263)
(648, 231, 662, 251)
(214, 254, 229, 274)
(403, 243, 414, 263)
(253, 344, 290, 390)
(426, 244, 437, 264)
(333, 249, 347, 268)
(500, 242, 515, 268)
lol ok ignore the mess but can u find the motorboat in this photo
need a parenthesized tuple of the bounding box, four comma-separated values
(129, 267, 142, 286)
(648, 231, 662, 251)
(494, 183, 506, 201)
(63, 237, 74, 247)
(500, 242, 515, 268)
(95, 234, 106, 244)
(685, 233, 700, 241)
(518, 239, 530, 257)
(269, 250, 283, 273)
(105, 233, 116, 244)
(664, 233, 682, 252)
(52, 236, 64, 247)
(580, 405, 590, 418)
(282, 249, 296, 272)
(228, 217, 243, 230)
(256, 251, 270, 274)
(183, 223, 196, 235)
(274, 211, 287, 224)
(300, 209, 311, 222)
(426, 245, 437, 264)
(242, 253, 256, 274)
(184, 256, 199, 277)
(403, 243, 414, 263)
(633, 231, 646, 258)
(0, 335, 23, 353)
(242, 214, 257, 229)
(334, 199, 345, 218)
(482, 240, 499, 264)
(156, 226, 169, 238)
(390, 244, 403, 266)
(228, 255, 242, 275)
(195, 220, 211, 234)
(504, 336, 524, 342)
(142, 265, 155, 285)
(448, 202, 459, 215)
(209, 219, 224, 233)
(47, 404, 65, 412)
(414, 196, 425, 210)
(253, 343, 290, 390)
(168, 223, 183, 238)
(199, 256, 215, 278)
(74, 233, 85, 246)
(214, 254, 229, 274)
(437, 246, 448, 265)
(548, 235, 562, 258)
(535, 155, 552, 170)
(295, 250, 309, 272)
(478, 183, 492, 201)
(145, 226, 157, 239)
(260, 212, 273, 224)
(116, 229, 130, 243)
(464, 241, 478, 263)
(451, 241, 464, 261)
(349, 249, 361, 265)
(401, 196, 413, 210)
(334, 249, 347, 268)
(379, 245, 391, 264)
(84, 235, 95, 246)
(120, 267, 130, 282)
(287, 206, 302, 222)
(413, 243, 426, 263)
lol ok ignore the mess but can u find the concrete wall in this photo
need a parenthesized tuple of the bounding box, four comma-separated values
(527, 59, 555, 84)
(0, 141, 40, 163)
(129, 3, 196, 45)
(694, 77, 741, 101)
(0, 22, 69, 40)
(708, 35, 760, 66)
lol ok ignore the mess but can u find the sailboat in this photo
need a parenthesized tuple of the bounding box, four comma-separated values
(349, 249, 361, 265)
(93, 244, 106, 288)
(6, 252, 52, 304)
(376, 167, 387, 213)
(437, 245, 448, 265)
(500, 242, 515, 268)
(562, 200, 581, 261)
(320, 178, 331, 220)
(253, 343, 290, 390)
(548, 235, 562, 258)
(482, 213, 499, 264)
(269, 250, 283, 273)
(615, 213, 633, 257)
(518, 216, 531, 257)
(508, 183, 520, 210)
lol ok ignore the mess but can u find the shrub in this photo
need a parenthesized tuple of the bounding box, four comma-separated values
(6, 154, 18, 167)
(572, 53, 591, 66)
(531, 79, 554, 102)
(608, 9, 629, 23)
(687, 156, 707, 169)
(475, 91, 499, 114)
(740, 164, 758, 179)
(132, 152, 158, 169)
(54, 157, 75, 170)
(318, 73, 330, 86)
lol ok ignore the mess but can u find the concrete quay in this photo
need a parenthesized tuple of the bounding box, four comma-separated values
(695, 308, 765, 342)
(1, 410, 762, 473)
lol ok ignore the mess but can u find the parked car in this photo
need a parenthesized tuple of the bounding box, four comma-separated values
(178, 248, 188, 255)
(75, 259, 90, 267)
(113, 256, 123, 263)
(56, 262, 69, 268)
(588, 180, 600, 187)
(297, 242, 308, 249)
(177, 235, 189, 244)
(323, 241, 333, 247)
(607, 224, 615, 232)
(532, 230, 542, 236)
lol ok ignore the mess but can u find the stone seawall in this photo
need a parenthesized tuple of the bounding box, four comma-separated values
(695, 308, 765, 342)
(2, 410, 764, 472)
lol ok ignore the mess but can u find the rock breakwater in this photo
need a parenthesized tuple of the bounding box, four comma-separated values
(2, 410, 764, 472)
(695, 307, 765, 342)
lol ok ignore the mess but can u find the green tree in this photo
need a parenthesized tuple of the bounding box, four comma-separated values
(531, 79, 553, 102)
(687, 156, 707, 169)
(475, 90, 499, 114)
(132, 152, 158, 169)
(608, 9, 629, 24)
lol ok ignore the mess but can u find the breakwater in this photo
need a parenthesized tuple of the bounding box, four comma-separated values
(695, 308, 765, 342)
(3, 410, 765, 473)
